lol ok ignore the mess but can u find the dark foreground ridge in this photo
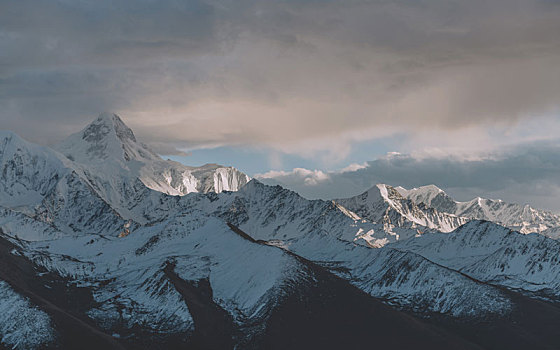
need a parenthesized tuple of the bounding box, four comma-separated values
(226, 223, 480, 350)
(2, 219, 560, 349)
(228, 223, 560, 350)
(163, 261, 236, 349)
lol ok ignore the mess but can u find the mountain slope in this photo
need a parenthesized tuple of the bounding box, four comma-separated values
(392, 220, 560, 299)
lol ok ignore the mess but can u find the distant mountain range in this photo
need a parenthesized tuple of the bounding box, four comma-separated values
(1, 114, 560, 349)
(336, 183, 560, 239)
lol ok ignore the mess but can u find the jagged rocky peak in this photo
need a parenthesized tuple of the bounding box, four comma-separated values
(395, 184, 453, 209)
(396, 184, 444, 200)
(350, 184, 406, 205)
(55, 112, 159, 163)
(376, 183, 405, 201)
(90, 112, 136, 144)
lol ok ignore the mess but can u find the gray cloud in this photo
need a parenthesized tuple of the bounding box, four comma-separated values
(1, 0, 560, 156)
(257, 140, 560, 212)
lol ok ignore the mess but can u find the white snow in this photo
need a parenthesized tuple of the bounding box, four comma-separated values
(54, 113, 250, 198)
(0, 281, 55, 349)
(336, 183, 468, 235)
(400, 184, 560, 236)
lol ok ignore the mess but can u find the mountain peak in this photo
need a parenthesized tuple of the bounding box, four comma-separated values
(368, 184, 404, 202)
(52, 113, 250, 196)
(55, 113, 158, 163)
(87, 112, 137, 144)
(95, 112, 136, 142)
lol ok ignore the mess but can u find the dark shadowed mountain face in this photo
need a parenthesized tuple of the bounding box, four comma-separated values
(1, 114, 560, 349)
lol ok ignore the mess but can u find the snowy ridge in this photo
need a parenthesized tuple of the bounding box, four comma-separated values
(0, 159, 515, 329)
(336, 184, 469, 235)
(393, 220, 560, 297)
(145, 182, 515, 316)
(398, 184, 560, 236)
(213, 181, 418, 247)
(0, 130, 71, 211)
(0, 130, 127, 236)
(0, 149, 551, 321)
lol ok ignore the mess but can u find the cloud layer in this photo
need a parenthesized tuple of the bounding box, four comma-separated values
(1, 0, 560, 157)
(258, 140, 560, 212)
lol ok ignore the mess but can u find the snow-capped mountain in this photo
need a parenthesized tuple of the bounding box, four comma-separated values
(336, 184, 469, 234)
(397, 184, 560, 236)
(55, 113, 250, 196)
(2, 118, 560, 349)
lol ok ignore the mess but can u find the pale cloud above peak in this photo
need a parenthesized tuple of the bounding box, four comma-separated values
(257, 168, 330, 186)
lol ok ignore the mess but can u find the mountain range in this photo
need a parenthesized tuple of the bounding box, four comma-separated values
(1, 114, 560, 349)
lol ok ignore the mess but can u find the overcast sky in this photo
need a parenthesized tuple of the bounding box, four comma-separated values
(1, 0, 560, 211)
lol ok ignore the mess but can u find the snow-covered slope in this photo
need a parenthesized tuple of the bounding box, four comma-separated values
(0, 280, 55, 349)
(336, 184, 468, 235)
(0, 130, 70, 211)
(0, 134, 543, 321)
(140, 182, 514, 316)
(0, 137, 516, 325)
(277, 229, 512, 317)
(392, 220, 560, 298)
(0, 130, 126, 235)
(55, 113, 250, 196)
(19, 217, 301, 339)
(398, 184, 560, 235)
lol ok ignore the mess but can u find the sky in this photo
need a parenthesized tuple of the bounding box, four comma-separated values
(1, 0, 560, 211)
